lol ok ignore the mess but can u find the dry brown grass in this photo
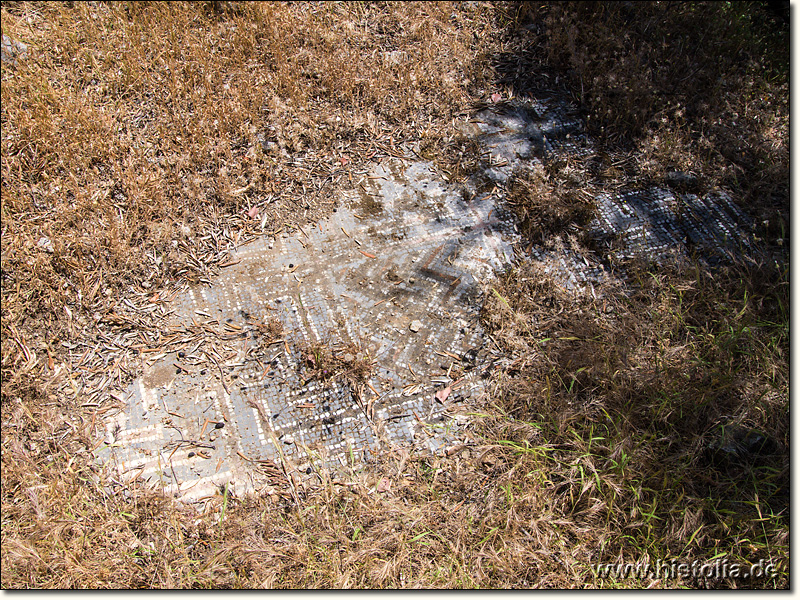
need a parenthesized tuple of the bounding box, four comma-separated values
(299, 341, 374, 388)
(505, 158, 596, 244)
(1, 0, 789, 589)
(511, 1, 788, 234)
(1, 0, 493, 336)
(479, 255, 789, 588)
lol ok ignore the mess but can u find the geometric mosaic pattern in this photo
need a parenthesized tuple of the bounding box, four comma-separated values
(589, 188, 753, 264)
(100, 159, 519, 501)
(468, 99, 755, 285)
(99, 95, 757, 502)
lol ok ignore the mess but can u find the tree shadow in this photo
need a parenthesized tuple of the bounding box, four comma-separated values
(490, 1, 788, 248)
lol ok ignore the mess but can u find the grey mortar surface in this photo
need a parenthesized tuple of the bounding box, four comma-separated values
(99, 94, 758, 502)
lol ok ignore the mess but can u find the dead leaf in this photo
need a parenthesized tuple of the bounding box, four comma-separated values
(376, 477, 391, 493)
(435, 386, 451, 403)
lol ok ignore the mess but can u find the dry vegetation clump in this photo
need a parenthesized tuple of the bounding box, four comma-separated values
(300, 341, 374, 388)
(506, 1, 788, 240)
(418, 133, 488, 186)
(481, 255, 789, 588)
(504, 158, 595, 243)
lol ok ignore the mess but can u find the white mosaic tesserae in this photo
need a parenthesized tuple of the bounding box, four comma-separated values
(101, 156, 520, 501)
(100, 96, 755, 501)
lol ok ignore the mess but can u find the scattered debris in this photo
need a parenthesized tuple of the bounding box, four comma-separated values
(99, 94, 757, 501)
(36, 236, 54, 253)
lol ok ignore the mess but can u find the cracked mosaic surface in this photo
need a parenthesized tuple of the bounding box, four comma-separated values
(100, 95, 757, 501)
(101, 157, 520, 501)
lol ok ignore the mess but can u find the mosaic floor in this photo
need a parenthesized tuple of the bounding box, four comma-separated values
(100, 157, 521, 501)
(99, 95, 756, 502)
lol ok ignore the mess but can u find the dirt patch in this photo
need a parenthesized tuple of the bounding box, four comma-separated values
(141, 359, 177, 390)
(357, 188, 384, 216)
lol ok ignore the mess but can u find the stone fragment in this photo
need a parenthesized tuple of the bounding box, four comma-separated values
(1, 34, 28, 67)
(37, 236, 54, 253)
(381, 50, 407, 65)
(409, 320, 422, 333)
(706, 422, 778, 468)
(665, 170, 699, 190)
